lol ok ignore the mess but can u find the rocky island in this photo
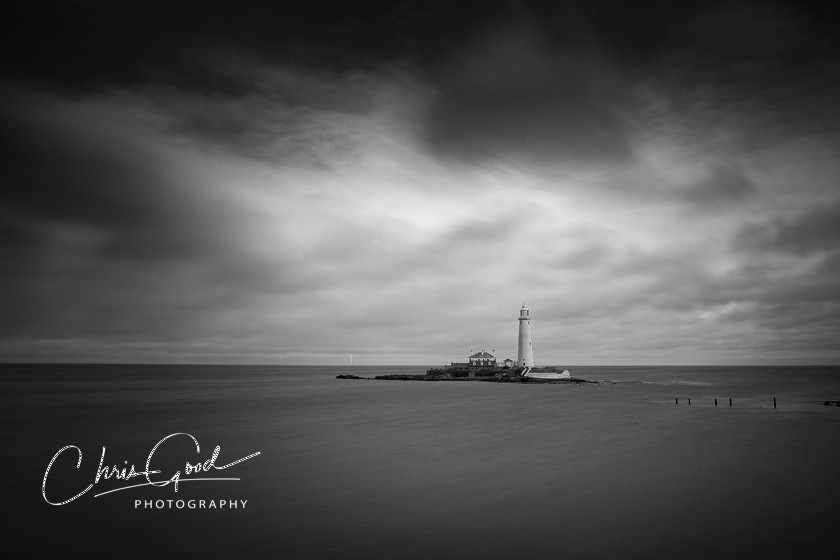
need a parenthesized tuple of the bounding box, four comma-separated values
(337, 365, 596, 384)
(336, 304, 595, 384)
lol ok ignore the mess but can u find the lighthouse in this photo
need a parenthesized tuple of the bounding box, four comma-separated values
(517, 303, 534, 369)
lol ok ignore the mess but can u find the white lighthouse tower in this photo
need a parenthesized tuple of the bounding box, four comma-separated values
(517, 303, 534, 369)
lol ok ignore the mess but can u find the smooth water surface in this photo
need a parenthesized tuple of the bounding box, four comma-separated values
(2, 364, 839, 558)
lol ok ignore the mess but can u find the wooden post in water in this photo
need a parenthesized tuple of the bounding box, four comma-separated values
(773, 397, 777, 409)
(688, 397, 691, 405)
(676, 397, 678, 405)
(715, 398, 718, 406)
(729, 398, 732, 407)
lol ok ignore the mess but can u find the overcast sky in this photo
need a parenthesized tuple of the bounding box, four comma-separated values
(2, 1, 839, 365)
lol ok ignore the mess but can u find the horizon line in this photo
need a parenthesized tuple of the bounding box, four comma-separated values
(1, 361, 838, 367)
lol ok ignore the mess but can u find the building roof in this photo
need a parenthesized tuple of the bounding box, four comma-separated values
(469, 351, 495, 359)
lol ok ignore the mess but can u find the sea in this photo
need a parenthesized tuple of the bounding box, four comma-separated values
(2, 364, 839, 559)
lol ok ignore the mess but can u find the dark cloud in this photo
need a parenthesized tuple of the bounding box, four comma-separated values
(422, 28, 635, 164)
(1, 112, 158, 231)
(682, 164, 757, 208)
(0, 102, 217, 268)
(158, 74, 385, 164)
(417, 1, 840, 163)
(4, 1, 838, 165)
(734, 200, 840, 254)
(5, 2, 837, 90)
(0, 0, 489, 94)
(541, 242, 840, 359)
(0, 98, 300, 343)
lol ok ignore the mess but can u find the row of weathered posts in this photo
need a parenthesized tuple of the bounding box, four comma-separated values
(675, 396, 777, 409)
